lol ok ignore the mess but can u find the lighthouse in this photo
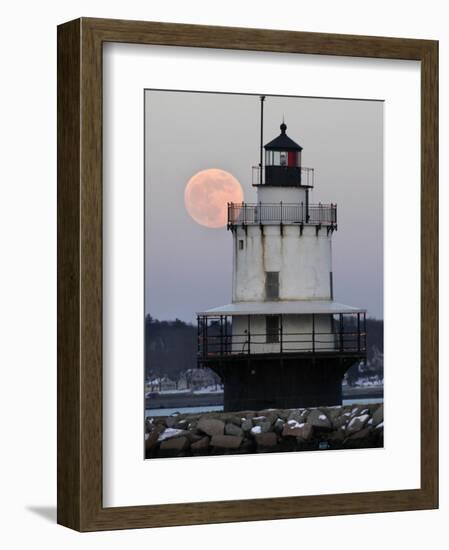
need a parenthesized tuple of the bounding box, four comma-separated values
(197, 103, 367, 412)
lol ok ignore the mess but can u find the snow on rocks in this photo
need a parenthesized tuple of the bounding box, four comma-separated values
(307, 409, 332, 430)
(250, 425, 262, 436)
(346, 414, 370, 435)
(145, 403, 384, 458)
(157, 428, 188, 442)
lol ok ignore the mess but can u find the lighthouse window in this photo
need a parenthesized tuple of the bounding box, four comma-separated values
(265, 271, 279, 300)
(266, 315, 280, 343)
(239, 239, 244, 250)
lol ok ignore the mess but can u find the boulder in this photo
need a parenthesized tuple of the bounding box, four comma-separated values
(307, 409, 332, 430)
(296, 423, 313, 441)
(191, 436, 210, 452)
(145, 429, 160, 451)
(328, 407, 344, 421)
(241, 418, 253, 432)
(145, 418, 154, 433)
(153, 417, 168, 430)
(332, 414, 348, 430)
(197, 417, 225, 436)
(189, 433, 205, 444)
(372, 404, 384, 426)
(157, 428, 189, 441)
(224, 415, 242, 426)
(327, 428, 346, 443)
(225, 423, 244, 437)
(165, 416, 177, 428)
(158, 436, 190, 457)
(282, 423, 306, 438)
(253, 416, 274, 429)
(210, 435, 242, 449)
(273, 418, 285, 433)
(255, 432, 278, 449)
(250, 425, 263, 436)
(347, 427, 372, 440)
(346, 414, 370, 435)
(239, 438, 256, 453)
(350, 406, 367, 417)
(174, 419, 189, 430)
(258, 411, 279, 423)
(288, 409, 308, 423)
(258, 421, 272, 433)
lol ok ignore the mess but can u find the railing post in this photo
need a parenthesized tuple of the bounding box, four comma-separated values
(220, 315, 224, 357)
(363, 312, 367, 350)
(197, 316, 201, 358)
(306, 190, 310, 222)
(357, 313, 361, 352)
(339, 313, 344, 352)
(224, 315, 228, 355)
(280, 314, 283, 354)
(312, 313, 315, 353)
(247, 315, 251, 355)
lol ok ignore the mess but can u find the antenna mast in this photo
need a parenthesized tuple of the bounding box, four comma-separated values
(259, 95, 265, 185)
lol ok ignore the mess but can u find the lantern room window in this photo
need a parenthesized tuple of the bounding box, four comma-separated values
(265, 150, 301, 167)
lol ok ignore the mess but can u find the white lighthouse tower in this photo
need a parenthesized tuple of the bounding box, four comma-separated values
(197, 102, 366, 412)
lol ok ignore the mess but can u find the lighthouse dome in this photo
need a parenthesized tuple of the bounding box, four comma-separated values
(264, 122, 303, 152)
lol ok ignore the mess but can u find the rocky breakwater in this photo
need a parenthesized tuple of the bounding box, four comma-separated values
(145, 403, 384, 458)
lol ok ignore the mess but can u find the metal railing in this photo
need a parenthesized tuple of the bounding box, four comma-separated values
(252, 165, 315, 187)
(197, 313, 366, 362)
(227, 202, 337, 227)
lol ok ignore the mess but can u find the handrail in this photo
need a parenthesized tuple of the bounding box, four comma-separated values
(197, 314, 366, 360)
(198, 329, 366, 358)
(227, 202, 337, 227)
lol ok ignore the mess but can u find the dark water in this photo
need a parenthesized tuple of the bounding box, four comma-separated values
(146, 397, 383, 417)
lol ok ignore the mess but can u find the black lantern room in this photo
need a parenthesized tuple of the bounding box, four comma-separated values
(264, 122, 305, 187)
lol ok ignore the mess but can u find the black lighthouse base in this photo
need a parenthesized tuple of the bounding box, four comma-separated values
(208, 355, 360, 412)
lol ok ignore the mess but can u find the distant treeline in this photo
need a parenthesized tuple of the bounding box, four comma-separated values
(345, 317, 384, 385)
(145, 315, 384, 384)
(145, 316, 197, 381)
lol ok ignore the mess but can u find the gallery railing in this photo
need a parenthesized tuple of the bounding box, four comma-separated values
(227, 202, 337, 228)
(197, 313, 366, 362)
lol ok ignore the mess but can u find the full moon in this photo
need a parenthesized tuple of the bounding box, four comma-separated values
(184, 169, 244, 228)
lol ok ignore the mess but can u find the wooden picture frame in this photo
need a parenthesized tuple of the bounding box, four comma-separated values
(57, 17, 438, 531)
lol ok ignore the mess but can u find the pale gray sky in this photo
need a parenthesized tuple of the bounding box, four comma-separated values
(145, 90, 383, 322)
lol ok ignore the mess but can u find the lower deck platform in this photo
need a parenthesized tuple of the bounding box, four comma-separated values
(204, 354, 363, 411)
